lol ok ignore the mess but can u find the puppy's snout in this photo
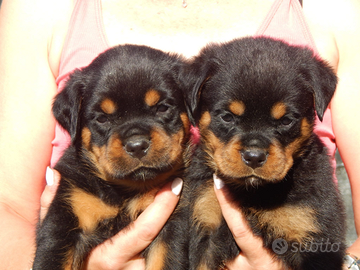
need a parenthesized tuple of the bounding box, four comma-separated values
(241, 149, 267, 169)
(124, 136, 150, 159)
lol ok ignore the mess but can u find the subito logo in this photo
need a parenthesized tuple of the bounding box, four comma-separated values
(272, 238, 288, 255)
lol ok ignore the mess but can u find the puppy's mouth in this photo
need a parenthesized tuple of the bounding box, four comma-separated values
(105, 162, 181, 190)
(112, 164, 174, 182)
(242, 175, 272, 188)
(216, 172, 284, 191)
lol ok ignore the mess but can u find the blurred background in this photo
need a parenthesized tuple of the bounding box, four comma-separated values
(336, 151, 357, 246)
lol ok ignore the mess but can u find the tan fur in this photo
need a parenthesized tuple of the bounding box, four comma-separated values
(70, 188, 119, 233)
(199, 111, 211, 130)
(257, 141, 291, 181)
(180, 112, 191, 137)
(146, 240, 168, 270)
(204, 132, 251, 179)
(126, 189, 158, 220)
(81, 127, 92, 149)
(107, 135, 125, 159)
(63, 250, 73, 270)
(252, 205, 319, 243)
(197, 262, 211, 270)
(285, 118, 312, 157)
(151, 127, 185, 165)
(145, 89, 161, 107)
(192, 180, 222, 231)
(100, 98, 117, 114)
(229, 100, 245, 116)
(271, 102, 287, 120)
(87, 145, 108, 179)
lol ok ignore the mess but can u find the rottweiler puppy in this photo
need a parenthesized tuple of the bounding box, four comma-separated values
(33, 45, 191, 270)
(185, 37, 346, 270)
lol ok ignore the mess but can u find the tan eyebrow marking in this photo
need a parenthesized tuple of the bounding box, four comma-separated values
(229, 100, 245, 116)
(145, 89, 161, 107)
(271, 102, 287, 119)
(100, 98, 117, 114)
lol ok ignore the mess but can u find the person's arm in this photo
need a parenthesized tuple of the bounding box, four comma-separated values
(0, 0, 70, 268)
(329, 0, 360, 256)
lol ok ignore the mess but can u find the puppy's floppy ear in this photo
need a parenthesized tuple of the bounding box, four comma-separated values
(52, 69, 87, 142)
(183, 53, 220, 126)
(300, 53, 338, 121)
(183, 65, 207, 126)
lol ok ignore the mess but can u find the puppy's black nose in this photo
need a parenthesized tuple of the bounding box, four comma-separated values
(242, 149, 267, 169)
(124, 136, 150, 159)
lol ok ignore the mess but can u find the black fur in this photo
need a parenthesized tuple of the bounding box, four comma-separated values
(185, 37, 346, 270)
(33, 45, 190, 270)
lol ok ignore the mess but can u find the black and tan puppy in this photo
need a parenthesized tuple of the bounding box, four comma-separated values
(186, 37, 346, 270)
(33, 45, 191, 270)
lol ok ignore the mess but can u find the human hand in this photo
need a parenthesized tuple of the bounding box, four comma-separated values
(40, 167, 183, 270)
(213, 174, 285, 270)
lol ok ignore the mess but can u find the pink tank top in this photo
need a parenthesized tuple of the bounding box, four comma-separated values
(51, 0, 336, 173)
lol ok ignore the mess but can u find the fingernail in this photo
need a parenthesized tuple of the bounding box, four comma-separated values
(213, 174, 225, 190)
(171, 178, 183, 196)
(46, 167, 54, 186)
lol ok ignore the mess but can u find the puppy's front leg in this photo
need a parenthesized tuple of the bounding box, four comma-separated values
(144, 198, 189, 270)
(189, 178, 238, 270)
(33, 199, 81, 270)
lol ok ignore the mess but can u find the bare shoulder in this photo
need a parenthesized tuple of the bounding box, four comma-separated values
(0, 0, 74, 77)
(303, 0, 360, 67)
(0, 0, 73, 37)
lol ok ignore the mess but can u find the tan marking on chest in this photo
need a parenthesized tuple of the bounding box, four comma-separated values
(126, 189, 158, 220)
(253, 204, 319, 243)
(70, 188, 119, 233)
(146, 240, 168, 270)
(192, 180, 222, 231)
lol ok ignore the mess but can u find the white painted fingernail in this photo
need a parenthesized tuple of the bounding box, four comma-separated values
(213, 174, 225, 190)
(171, 178, 183, 196)
(46, 167, 54, 186)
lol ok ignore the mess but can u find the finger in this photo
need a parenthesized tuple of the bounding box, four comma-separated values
(214, 174, 285, 270)
(213, 174, 268, 261)
(40, 167, 61, 221)
(86, 178, 183, 269)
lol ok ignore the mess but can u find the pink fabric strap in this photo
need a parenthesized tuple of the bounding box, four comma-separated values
(51, 0, 109, 166)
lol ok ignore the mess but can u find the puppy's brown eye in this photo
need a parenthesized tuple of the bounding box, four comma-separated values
(221, 113, 234, 123)
(281, 117, 293, 126)
(157, 104, 169, 113)
(97, 115, 108, 123)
